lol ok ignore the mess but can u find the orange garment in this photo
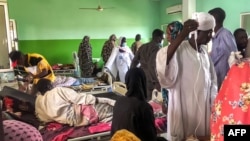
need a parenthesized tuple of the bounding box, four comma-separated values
(111, 129, 141, 141)
(25, 53, 55, 84)
(211, 60, 250, 141)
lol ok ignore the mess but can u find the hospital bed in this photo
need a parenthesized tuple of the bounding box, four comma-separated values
(67, 131, 110, 141)
(39, 91, 166, 141)
(0, 73, 166, 141)
(0, 86, 116, 141)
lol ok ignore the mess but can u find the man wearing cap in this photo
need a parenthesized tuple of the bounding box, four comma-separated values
(156, 12, 218, 141)
(9, 50, 55, 94)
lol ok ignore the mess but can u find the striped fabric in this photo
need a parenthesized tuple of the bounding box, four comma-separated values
(94, 103, 113, 123)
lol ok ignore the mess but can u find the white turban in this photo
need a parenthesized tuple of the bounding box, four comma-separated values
(193, 12, 215, 31)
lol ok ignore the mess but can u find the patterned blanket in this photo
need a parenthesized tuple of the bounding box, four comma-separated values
(40, 100, 167, 141)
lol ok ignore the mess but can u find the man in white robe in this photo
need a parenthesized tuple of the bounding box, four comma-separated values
(156, 12, 218, 141)
(104, 37, 134, 82)
(115, 37, 134, 83)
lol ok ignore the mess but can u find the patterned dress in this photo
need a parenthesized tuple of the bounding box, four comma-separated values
(211, 60, 250, 141)
(101, 40, 115, 65)
(131, 41, 142, 55)
(78, 36, 93, 77)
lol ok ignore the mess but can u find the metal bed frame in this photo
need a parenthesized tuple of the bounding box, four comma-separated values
(67, 131, 111, 141)
(53, 69, 75, 76)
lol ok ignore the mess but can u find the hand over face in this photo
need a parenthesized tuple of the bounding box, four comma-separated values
(182, 19, 199, 36)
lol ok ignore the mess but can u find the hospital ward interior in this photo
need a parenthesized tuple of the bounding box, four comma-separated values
(0, 0, 250, 141)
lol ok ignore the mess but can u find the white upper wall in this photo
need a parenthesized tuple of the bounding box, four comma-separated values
(182, 0, 196, 21)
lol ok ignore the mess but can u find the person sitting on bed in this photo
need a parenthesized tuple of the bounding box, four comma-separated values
(111, 68, 158, 141)
(35, 78, 115, 126)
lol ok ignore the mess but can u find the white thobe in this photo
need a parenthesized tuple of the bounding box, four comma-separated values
(115, 48, 134, 83)
(105, 46, 134, 82)
(105, 47, 119, 79)
(156, 41, 217, 141)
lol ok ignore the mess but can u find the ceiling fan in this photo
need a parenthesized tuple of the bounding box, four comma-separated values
(79, 0, 114, 11)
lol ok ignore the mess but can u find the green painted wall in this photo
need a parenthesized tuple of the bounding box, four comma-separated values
(7, 0, 161, 40)
(196, 0, 250, 33)
(7, 0, 160, 65)
(7, 0, 250, 66)
(19, 38, 137, 67)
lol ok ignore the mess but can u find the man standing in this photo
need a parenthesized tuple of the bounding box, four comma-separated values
(131, 34, 143, 55)
(209, 7, 237, 90)
(131, 29, 164, 101)
(156, 12, 218, 141)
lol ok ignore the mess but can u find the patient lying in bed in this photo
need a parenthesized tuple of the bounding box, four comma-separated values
(35, 78, 115, 126)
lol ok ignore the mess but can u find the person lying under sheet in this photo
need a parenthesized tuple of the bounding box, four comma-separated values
(35, 78, 115, 126)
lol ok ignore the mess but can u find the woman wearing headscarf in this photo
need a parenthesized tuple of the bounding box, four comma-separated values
(78, 36, 93, 77)
(115, 37, 134, 83)
(111, 68, 157, 141)
(101, 34, 117, 65)
(166, 21, 183, 44)
(161, 21, 184, 115)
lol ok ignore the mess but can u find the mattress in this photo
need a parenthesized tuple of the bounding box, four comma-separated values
(40, 93, 167, 141)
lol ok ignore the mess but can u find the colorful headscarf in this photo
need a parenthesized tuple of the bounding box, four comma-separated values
(167, 21, 183, 40)
(111, 129, 141, 141)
